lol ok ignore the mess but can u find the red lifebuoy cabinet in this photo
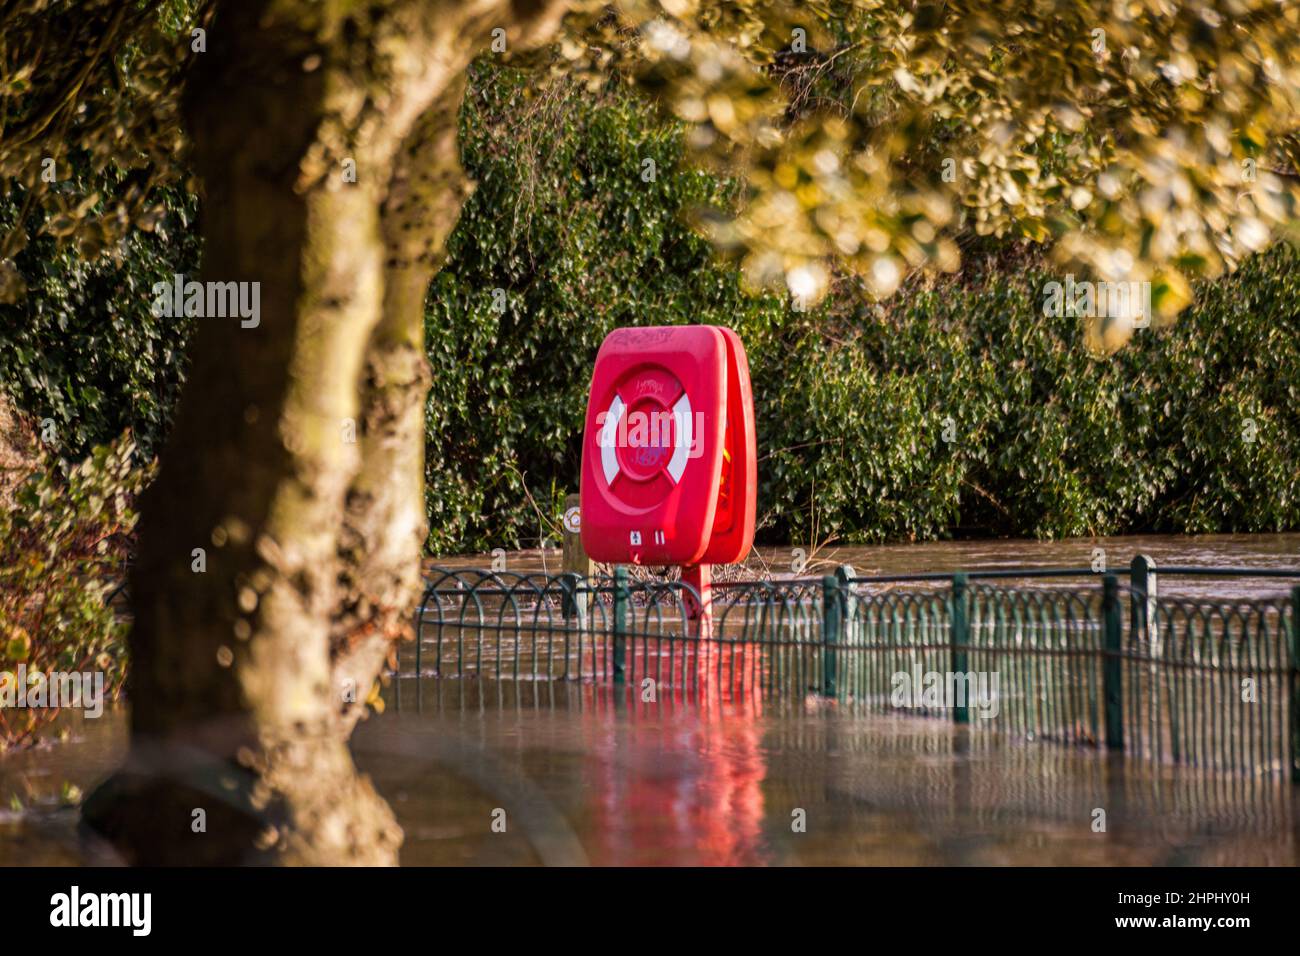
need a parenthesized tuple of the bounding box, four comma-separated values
(580, 325, 756, 576)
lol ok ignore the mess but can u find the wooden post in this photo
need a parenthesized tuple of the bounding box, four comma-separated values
(561, 493, 592, 622)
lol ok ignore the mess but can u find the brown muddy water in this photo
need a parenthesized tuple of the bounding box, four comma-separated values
(1, 690, 1296, 866)
(435, 531, 1300, 600)
(1, 533, 1298, 866)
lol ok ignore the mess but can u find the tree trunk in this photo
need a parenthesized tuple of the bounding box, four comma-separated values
(332, 78, 472, 736)
(83, 0, 567, 866)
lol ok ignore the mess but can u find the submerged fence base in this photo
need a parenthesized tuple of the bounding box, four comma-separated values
(401, 559, 1300, 783)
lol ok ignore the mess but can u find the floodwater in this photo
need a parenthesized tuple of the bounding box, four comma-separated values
(2, 685, 1296, 867)
(436, 531, 1300, 600)
(1, 533, 1298, 866)
(365, 680, 1298, 866)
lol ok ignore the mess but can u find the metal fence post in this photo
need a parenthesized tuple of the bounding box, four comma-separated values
(835, 563, 856, 632)
(951, 573, 969, 724)
(559, 572, 582, 628)
(613, 566, 628, 685)
(1103, 574, 1124, 751)
(821, 574, 841, 699)
(835, 565, 856, 697)
(1291, 586, 1300, 784)
(1129, 553, 1168, 756)
(1128, 554, 1155, 636)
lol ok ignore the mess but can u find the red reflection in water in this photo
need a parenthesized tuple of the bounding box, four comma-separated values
(581, 645, 768, 865)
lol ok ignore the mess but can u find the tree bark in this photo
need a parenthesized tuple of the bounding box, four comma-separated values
(83, 0, 567, 865)
(331, 78, 473, 736)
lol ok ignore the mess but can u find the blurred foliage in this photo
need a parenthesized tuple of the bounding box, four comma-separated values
(554, 0, 1300, 340)
(8, 50, 1290, 554)
(0, 0, 202, 460)
(426, 64, 1300, 551)
(0, 0, 203, 302)
(5, 1, 1298, 340)
(0, 435, 143, 751)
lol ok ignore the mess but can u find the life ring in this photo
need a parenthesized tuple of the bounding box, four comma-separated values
(598, 391, 694, 488)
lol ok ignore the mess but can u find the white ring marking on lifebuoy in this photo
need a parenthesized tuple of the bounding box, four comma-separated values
(666, 393, 692, 483)
(600, 395, 625, 485)
(600, 391, 693, 487)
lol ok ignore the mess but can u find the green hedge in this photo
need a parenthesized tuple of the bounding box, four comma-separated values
(762, 245, 1300, 544)
(0, 176, 199, 460)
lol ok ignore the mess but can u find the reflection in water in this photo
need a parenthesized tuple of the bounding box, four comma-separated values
(357, 678, 1298, 866)
(0, 685, 1296, 866)
(0, 709, 126, 866)
(584, 690, 766, 865)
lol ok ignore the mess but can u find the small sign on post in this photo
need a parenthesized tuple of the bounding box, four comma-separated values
(561, 493, 592, 622)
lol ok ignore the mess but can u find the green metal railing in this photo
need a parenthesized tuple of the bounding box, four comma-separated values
(400, 558, 1300, 782)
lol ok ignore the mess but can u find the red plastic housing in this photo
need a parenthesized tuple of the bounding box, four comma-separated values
(580, 325, 756, 566)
